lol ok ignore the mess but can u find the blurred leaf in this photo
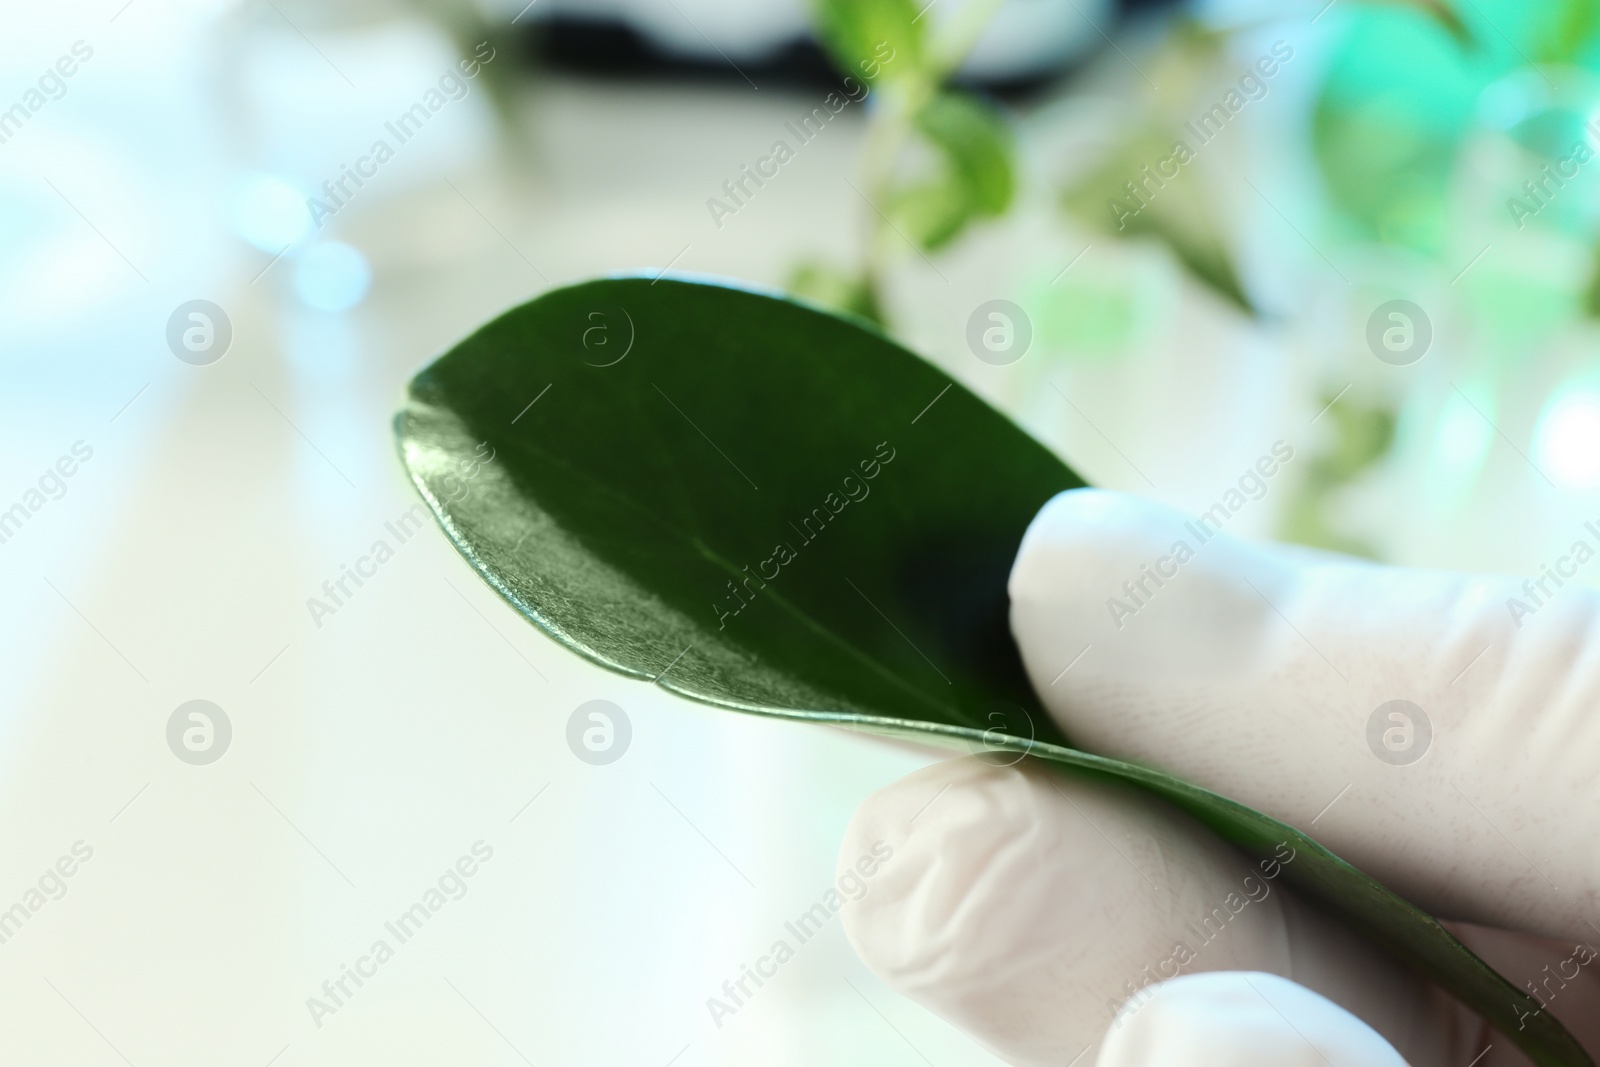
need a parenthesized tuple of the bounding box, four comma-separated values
(1311, 6, 1486, 254)
(1319, 398, 1397, 482)
(1280, 392, 1396, 558)
(1122, 208, 1252, 314)
(397, 277, 1592, 1067)
(895, 91, 1015, 251)
(894, 180, 973, 250)
(1584, 251, 1600, 317)
(1059, 133, 1253, 315)
(1054, 23, 1254, 314)
(788, 260, 884, 324)
(1538, 0, 1600, 62)
(811, 0, 925, 82)
(916, 91, 1014, 214)
(1311, 103, 1459, 255)
(1366, 0, 1473, 46)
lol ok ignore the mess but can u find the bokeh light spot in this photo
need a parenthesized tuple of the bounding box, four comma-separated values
(1535, 390, 1600, 490)
(293, 242, 371, 313)
(232, 173, 310, 252)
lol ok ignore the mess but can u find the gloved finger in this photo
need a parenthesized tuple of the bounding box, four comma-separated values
(1008, 488, 1600, 941)
(1094, 979, 1408, 1067)
(837, 755, 1480, 1067)
(1096, 971, 1409, 1067)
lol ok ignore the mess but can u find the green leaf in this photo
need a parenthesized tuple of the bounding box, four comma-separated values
(1279, 393, 1396, 560)
(895, 90, 1016, 251)
(916, 91, 1014, 215)
(396, 276, 1591, 1067)
(1418, 0, 1473, 46)
(1125, 207, 1254, 315)
(786, 259, 885, 325)
(1059, 131, 1253, 315)
(1584, 248, 1600, 318)
(892, 180, 972, 252)
(811, 0, 924, 85)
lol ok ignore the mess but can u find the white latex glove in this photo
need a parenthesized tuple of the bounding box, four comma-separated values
(838, 488, 1600, 1067)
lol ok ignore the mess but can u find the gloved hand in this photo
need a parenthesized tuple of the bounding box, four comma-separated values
(838, 488, 1600, 1067)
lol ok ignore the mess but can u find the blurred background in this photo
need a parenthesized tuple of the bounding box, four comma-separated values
(3, 0, 1599, 1062)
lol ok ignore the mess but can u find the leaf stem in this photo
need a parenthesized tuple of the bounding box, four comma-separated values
(854, 0, 1005, 309)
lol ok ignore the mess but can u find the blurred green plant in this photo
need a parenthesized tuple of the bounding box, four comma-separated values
(1051, 3, 1480, 320)
(1312, 0, 1600, 321)
(1058, 20, 1256, 314)
(1281, 393, 1397, 558)
(798, 0, 1600, 563)
(1048, 1, 1600, 558)
(793, 0, 1017, 322)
